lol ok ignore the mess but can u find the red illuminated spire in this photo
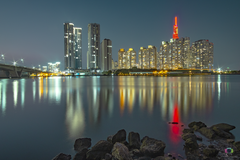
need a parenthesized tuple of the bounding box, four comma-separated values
(173, 17, 179, 39)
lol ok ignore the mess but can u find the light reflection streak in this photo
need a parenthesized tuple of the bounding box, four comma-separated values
(13, 80, 18, 107)
(217, 75, 221, 102)
(1, 80, 7, 115)
(32, 80, 36, 102)
(21, 79, 25, 108)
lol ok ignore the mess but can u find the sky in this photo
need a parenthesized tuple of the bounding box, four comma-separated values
(0, 0, 240, 70)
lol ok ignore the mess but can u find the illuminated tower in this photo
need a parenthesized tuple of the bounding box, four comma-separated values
(173, 17, 179, 39)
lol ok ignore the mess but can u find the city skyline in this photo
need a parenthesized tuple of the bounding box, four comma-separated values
(0, 1, 240, 70)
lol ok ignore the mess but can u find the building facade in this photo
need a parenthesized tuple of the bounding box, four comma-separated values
(159, 37, 190, 70)
(87, 23, 100, 70)
(64, 23, 82, 70)
(190, 39, 214, 70)
(48, 62, 60, 72)
(139, 45, 157, 69)
(100, 39, 112, 71)
(118, 48, 126, 69)
(74, 27, 82, 69)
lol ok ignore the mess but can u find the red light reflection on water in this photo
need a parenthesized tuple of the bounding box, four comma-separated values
(169, 103, 182, 143)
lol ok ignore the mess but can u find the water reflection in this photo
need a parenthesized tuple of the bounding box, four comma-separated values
(21, 79, 25, 108)
(13, 80, 18, 107)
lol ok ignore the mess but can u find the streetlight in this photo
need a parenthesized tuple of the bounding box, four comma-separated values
(1, 54, 5, 64)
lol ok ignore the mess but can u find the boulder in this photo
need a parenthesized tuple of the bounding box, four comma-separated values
(105, 153, 112, 160)
(140, 137, 166, 158)
(129, 149, 143, 157)
(74, 138, 91, 152)
(212, 126, 233, 139)
(210, 123, 236, 132)
(141, 136, 149, 143)
(112, 142, 132, 160)
(52, 153, 71, 160)
(227, 139, 235, 144)
(128, 132, 141, 150)
(233, 141, 240, 151)
(112, 129, 126, 144)
(86, 140, 113, 160)
(188, 121, 206, 130)
(181, 133, 197, 141)
(203, 148, 219, 157)
(184, 138, 199, 150)
(73, 148, 88, 160)
(182, 128, 194, 134)
(198, 127, 216, 139)
(107, 135, 113, 143)
(137, 156, 152, 160)
(154, 156, 173, 160)
(196, 135, 202, 141)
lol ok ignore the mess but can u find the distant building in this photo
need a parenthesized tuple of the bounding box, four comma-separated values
(101, 39, 112, 71)
(112, 59, 114, 69)
(42, 66, 47, 72)
(114, 61, 118, 69)
(190, 39, 214, 70)
(63, 23, 82, 70)
(139, 45, 157, 69)
(48, 62, 60, 72)
(118, 48, 126, 69)
(159, 37, 190, 70)
(87, 23, 100, 70)
(118, 48, 136, 69)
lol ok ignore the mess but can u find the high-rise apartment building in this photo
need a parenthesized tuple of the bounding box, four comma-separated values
(118, 48, 136, 69)
(139, 45, 157, 69)
(159, 37, 190, 70)
(118, 48, 125, 69)
(100, 39, 112, 71)
(64, 23, 82, 70)
(112, 59, 114, 69)
(87, 23, 100, 70)
(74, 27, 82, 69)
(190, 39, 214, 70)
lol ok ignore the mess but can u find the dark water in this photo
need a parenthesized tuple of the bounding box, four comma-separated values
(0, 75, 240, 159)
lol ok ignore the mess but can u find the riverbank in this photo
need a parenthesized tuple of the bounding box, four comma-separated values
(52, 122, 240, 160)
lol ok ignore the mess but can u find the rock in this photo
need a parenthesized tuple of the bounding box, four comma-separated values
(184, 138, 199, 150)
(182, 128, 194, 134)
(74, 138, 91, 152)
(137, 156, 152, 160)
(208, 145, 214, 148)
(203, 148, 219, 157)
(188, 121, 206, 129)
(52, 153, 71, 160)
(112, 142, 132, 160)
(129, 149, 143, 157)
(167, 153, 172, 157)
(128, 132, 141, 150)
(140, 137, 166, 158)
(86, 140, 113, 160)
(120, 140, 129, 146)
(105, 153, 112, 160)
(212, 126, 233, 139)
(198, 127, 216, 139)
(140, 136, 148, 143)
(196, 135, 202, 141)
(73, 148, 88, 160)
(227, 139, 235, 144)
(233, 141, 240, 151)
(112, 129, 127, 144)
(210, 123, 236, 132)
(107, 135, 113, 143)
(181, 133, 197, 141)
(154, 156, 173, 160)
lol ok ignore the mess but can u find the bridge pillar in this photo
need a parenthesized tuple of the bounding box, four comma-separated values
(5, 71, 11, 78)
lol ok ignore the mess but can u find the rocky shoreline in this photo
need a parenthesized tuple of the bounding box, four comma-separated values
(52, 122, 240, 160)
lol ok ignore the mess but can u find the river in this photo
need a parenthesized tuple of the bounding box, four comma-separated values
(0, 75, 239, 159)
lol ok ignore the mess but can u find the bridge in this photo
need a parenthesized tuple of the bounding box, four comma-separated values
(0, 63, 52, 78)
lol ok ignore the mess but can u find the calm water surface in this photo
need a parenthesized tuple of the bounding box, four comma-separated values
(0, 75, 240, 159)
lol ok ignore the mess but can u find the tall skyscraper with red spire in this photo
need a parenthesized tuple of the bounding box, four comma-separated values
(173, 17, 179, 39)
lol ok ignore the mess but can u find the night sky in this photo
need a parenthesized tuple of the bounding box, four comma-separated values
(0, 0, 240, 70)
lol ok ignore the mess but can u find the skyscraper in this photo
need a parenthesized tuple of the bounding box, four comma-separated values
(100, 39, 112, 71)
(118, 48, 125, 69)
(87, 23, 100, 70)
(64, 23, 74, 70)
(74, 27, 82, 69)
(64, 23, 82, 70)
(190, 39, 214, 70)
(159, 37, 190, 70)
(118, 48, 136, 69)
(139, 45, 157, 69)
